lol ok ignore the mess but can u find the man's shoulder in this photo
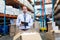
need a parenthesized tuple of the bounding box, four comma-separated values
(17, 14, 22, 18)
(18, 14, 23, 16)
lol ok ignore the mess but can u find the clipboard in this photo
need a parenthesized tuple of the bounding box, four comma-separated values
(21, 21, 28, 26)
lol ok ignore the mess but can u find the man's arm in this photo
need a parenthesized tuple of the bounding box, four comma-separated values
(16, 15, 21, 27)
(16, 15, 24, 27)
(28, 15, 33, 27)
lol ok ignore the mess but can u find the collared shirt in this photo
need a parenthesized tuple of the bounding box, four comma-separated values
(16, 13, 33, 29)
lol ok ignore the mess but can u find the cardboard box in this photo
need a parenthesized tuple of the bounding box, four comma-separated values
(10, 24, 16, 36)
(34, 21, 40, 32)
(13, 32, 42, 40)
(48, 22, 53, 32)
(45, 32, 55, 40)
(10, 19, 19, 36)
(15, 27, 20, 35)
(21, 32, 42, 40)
(54, 31, 60, 40)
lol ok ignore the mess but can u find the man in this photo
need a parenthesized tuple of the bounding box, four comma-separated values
(40, 15, 50, 32)
(46, 15, 50, 31)
(16, 6, 33, 31)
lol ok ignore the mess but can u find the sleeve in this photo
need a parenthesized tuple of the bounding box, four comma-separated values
(47, 18, 50, 22)
(16, 15, 21, 27)
(28, 15, 33, 27)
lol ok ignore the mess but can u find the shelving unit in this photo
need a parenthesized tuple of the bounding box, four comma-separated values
(0, 0, 34, 19)
(54, 0, 59, 10)
(0, 13, 17, 19)
(54, 0, 60, 19)
(0, 0, 34, 35)
(54, 0, 60, 29)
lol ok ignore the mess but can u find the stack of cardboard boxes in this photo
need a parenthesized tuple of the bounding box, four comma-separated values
(0, 0, 5, 13)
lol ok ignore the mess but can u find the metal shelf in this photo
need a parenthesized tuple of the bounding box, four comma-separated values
(0, 13, 17, 19)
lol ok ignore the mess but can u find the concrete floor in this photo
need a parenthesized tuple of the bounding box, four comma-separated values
(0, 35, 13, 40)
(40, 33, 47, 40)
(0, 33, 60, 40)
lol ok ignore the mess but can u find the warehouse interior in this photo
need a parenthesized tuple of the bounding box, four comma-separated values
(0, 0, 60, 40)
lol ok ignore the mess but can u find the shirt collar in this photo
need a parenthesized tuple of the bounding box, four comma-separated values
(23, 12, 28, 16)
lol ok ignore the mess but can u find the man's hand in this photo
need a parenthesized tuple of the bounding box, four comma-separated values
(20, 24, 24, 26)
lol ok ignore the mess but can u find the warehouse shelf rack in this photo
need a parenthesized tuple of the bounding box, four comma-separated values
(0, 0, 34, 35)
(0, 13, 17, 19)
(0, 0, 34, 19)
(34, 0, 48, 32)
(33, 0, 54, 32)
(54, 0, 60, 19)
(53, 0, 60, 29)
(54, 0, 60, 10)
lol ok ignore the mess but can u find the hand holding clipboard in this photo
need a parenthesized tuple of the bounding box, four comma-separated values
(21, 21, 28, 26)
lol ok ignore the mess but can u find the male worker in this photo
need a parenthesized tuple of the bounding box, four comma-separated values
(41, 15, 50, 32)
(16, 6, 33, 31)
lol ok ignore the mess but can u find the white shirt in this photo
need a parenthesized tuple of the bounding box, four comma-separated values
(16, 13, 33, 29)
